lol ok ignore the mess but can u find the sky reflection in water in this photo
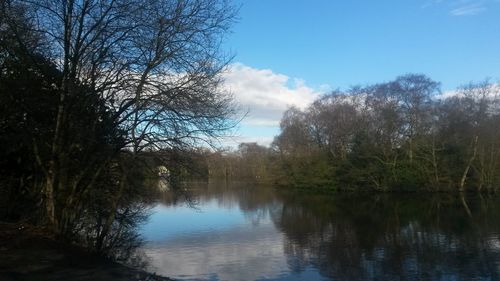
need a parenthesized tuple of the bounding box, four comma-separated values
(140, 191, 323, 281)
(140, 184, 500, 281)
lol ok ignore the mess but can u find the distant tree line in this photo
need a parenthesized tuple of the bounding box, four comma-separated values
(201, 75, 500, 192)
(0, 0, 236, 259)
(271, 75, 500, 191)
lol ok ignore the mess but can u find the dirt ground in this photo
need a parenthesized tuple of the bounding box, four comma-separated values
(0, 223, 172, 281)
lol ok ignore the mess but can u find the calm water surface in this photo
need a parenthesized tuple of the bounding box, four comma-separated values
(140, 183, 500, 281)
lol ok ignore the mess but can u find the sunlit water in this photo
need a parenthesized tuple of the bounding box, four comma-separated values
(140, 183, 500, 281)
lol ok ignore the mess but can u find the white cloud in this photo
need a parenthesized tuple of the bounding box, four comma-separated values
(223, 63, 323, 127)
(437, 89, 459, 99)
(436, 83, 500, 99)
(450, 3, 486, 15)
(219, 63, 326, 147)
(422, 0, 495, 16)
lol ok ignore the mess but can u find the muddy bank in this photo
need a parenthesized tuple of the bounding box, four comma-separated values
(0, 223, 172, 281)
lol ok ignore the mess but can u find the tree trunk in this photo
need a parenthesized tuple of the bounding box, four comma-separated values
(43, 174, 58, 229)
(460, 193, 472, 218)
(431, 139, 439, 186)
(459, 136, 478, 192)
(96, 167, 127, 251)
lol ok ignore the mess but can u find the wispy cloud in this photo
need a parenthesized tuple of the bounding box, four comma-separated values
(422, 0, 445, 9)
(450, 3, 486, 15)
(422, 0, 493, 16)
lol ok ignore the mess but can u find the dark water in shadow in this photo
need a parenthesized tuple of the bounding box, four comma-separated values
(140, 183, 500, 281)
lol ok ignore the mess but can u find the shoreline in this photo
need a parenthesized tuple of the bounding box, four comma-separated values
(0, 223, 172, 281)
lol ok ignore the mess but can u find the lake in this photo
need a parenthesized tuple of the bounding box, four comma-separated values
(140, 182, 500, 281)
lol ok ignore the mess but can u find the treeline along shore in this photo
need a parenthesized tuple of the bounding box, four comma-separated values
(185, 75, 500, 193)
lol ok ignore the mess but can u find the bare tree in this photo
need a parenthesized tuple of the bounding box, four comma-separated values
(6, 0, 238, 232)
(272, 75, 500, 192)
(391, 74, 439, 163)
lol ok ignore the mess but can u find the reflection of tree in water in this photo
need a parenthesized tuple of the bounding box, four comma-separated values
(271, 193, 500, 281)
(154, 184, 500, 280)
(157, 182, 283, 225)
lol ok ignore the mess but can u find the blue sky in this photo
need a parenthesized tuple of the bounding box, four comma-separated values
(220, 0, 500, 147)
